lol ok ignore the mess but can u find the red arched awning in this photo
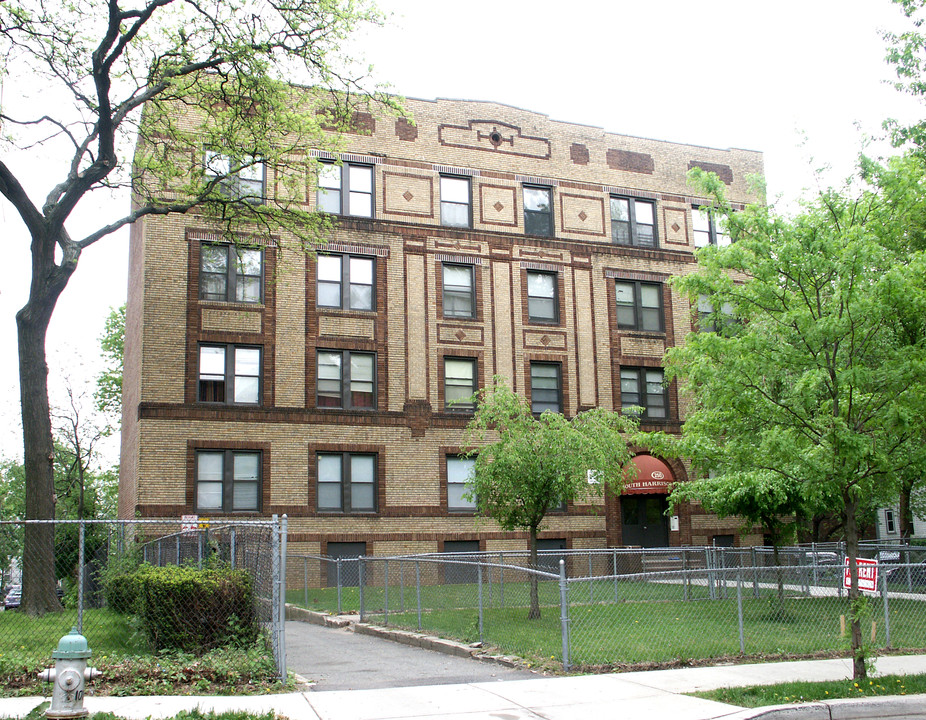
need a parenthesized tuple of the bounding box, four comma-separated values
(622, 455, 674, 495)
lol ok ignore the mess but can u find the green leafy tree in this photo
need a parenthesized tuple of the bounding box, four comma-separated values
(94, 305, 125, 434)
(0, 0, 397, 615)
(462, 379, 638, 620)
(664, 168, 926, 679)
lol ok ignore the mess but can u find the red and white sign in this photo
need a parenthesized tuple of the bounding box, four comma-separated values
(622, 455, 674, 495)
(181, 514, 199, 533)
(844, 558, 878, 592)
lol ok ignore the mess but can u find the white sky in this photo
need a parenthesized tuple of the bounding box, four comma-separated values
(0, 0, 922, 464)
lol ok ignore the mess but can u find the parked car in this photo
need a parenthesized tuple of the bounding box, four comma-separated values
(887, 561, 926, 587)
(3, 585, 21, 610)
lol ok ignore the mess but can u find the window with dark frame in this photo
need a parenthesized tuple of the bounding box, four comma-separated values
(523, 186, 553, 237)
(527, 270, 558, 323)
(693, 207, 731, 248)
(204, 150, 265, 203)
(444, 357, 477, 409)
(316, 350, 375, 409)
(530, 362, 562, 414)
(620, 367, 667, 420)
(610, 196, 656, 247)
(440, 176, 471, 228)
(885, 509, 897, 534)
(615, 280, 663, 332)
(316, 452, 377, 512)
(447, 455, 476, 511)
(696, 294, 737, 333)
(198, 345, 261, 405)
(442, 263, 475, 318)
(196, 449, 261, 512)
(200, 243, 263, 303)
(317, 161, 374, 217)
(317, 254, 375, 310)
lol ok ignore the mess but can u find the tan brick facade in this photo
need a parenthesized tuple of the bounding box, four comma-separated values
(120, 96, 764, 555)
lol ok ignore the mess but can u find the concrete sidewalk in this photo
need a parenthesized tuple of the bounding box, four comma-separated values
(3, 655, 926, 720)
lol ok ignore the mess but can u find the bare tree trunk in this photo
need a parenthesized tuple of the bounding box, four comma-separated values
(17, 308, 64, 615)
(899, 477, 914, 540)
(844, 496, 866, 681)
(16, 224, 73, 616)
(528, 526, 540, 620)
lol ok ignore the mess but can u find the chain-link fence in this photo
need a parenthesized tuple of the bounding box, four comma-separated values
(0, 517, 287, 679)
(295, 544, 926, 671)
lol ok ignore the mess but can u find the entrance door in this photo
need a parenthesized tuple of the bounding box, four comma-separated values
(620, 495, 669, 547)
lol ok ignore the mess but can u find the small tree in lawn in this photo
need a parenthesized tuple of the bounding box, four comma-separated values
(461, 378, 637, 620)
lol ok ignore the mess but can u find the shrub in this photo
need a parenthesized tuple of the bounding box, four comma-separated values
(103, 563, 154, 614)
(137, 566, 258, 653)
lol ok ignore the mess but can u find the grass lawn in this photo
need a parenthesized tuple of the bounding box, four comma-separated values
(351, 582, 926, 667)
(693, 673, 926, 707)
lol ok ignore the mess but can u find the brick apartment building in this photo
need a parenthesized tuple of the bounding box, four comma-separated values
(118, 96, 765, 569)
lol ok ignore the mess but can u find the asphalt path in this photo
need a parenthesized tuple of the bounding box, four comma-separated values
(285, 620, 538, 691)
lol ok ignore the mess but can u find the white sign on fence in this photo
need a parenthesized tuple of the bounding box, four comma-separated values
(844, 557, 878, 592)
(181, 514, 199, 533)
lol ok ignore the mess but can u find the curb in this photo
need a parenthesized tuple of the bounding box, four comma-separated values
(719, 694, 926, 719)
(285, 604, 354, 628)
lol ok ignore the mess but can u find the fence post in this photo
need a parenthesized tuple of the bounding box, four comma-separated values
(303, 557, 308, 608)
(588, 553, 594, 604)
(613, 549, 619, 603)
(736, 566, 745, 654)
(499, 552, 505, 607)
(416, 561, 422, 631)
(270, 515, 281, 679)
(77, 521, 86, 634)
(336, 559, 342, 614)
(881, 563, 892, 649)
(683, 549, 689, 602)
(230, 527, 236, 569)
(279, 515, 288, 679)
(400, 561, 405, 613)
(559, 559, 570, 671)
(197, 529, 203, 570)
(359, 558, 365, 622)
(384, 559, 389, 626)
(478, 563, 484, 645)
(906, 546, 913, 593)
(752, 547, 759, 598)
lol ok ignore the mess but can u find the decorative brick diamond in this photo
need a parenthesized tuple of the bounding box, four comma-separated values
(672, 222, 681, 233)
(578, 210, 588, 222)
(494, 201, 504, 212)
(403, 190, 414, 202)
(455, 330, 466, 341)
(541, 335, 550, 346)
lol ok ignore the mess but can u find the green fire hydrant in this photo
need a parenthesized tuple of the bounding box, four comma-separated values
(38, 628, 101, 719)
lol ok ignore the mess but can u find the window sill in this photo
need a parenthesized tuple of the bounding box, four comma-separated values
(314, 406, 378, 413)
(316, 307, 378, 315)
(199, 300, 265, 309)
(618, 330, 666, 339)
(316, 510, 378, 516)
(197, 402, 262, 409)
